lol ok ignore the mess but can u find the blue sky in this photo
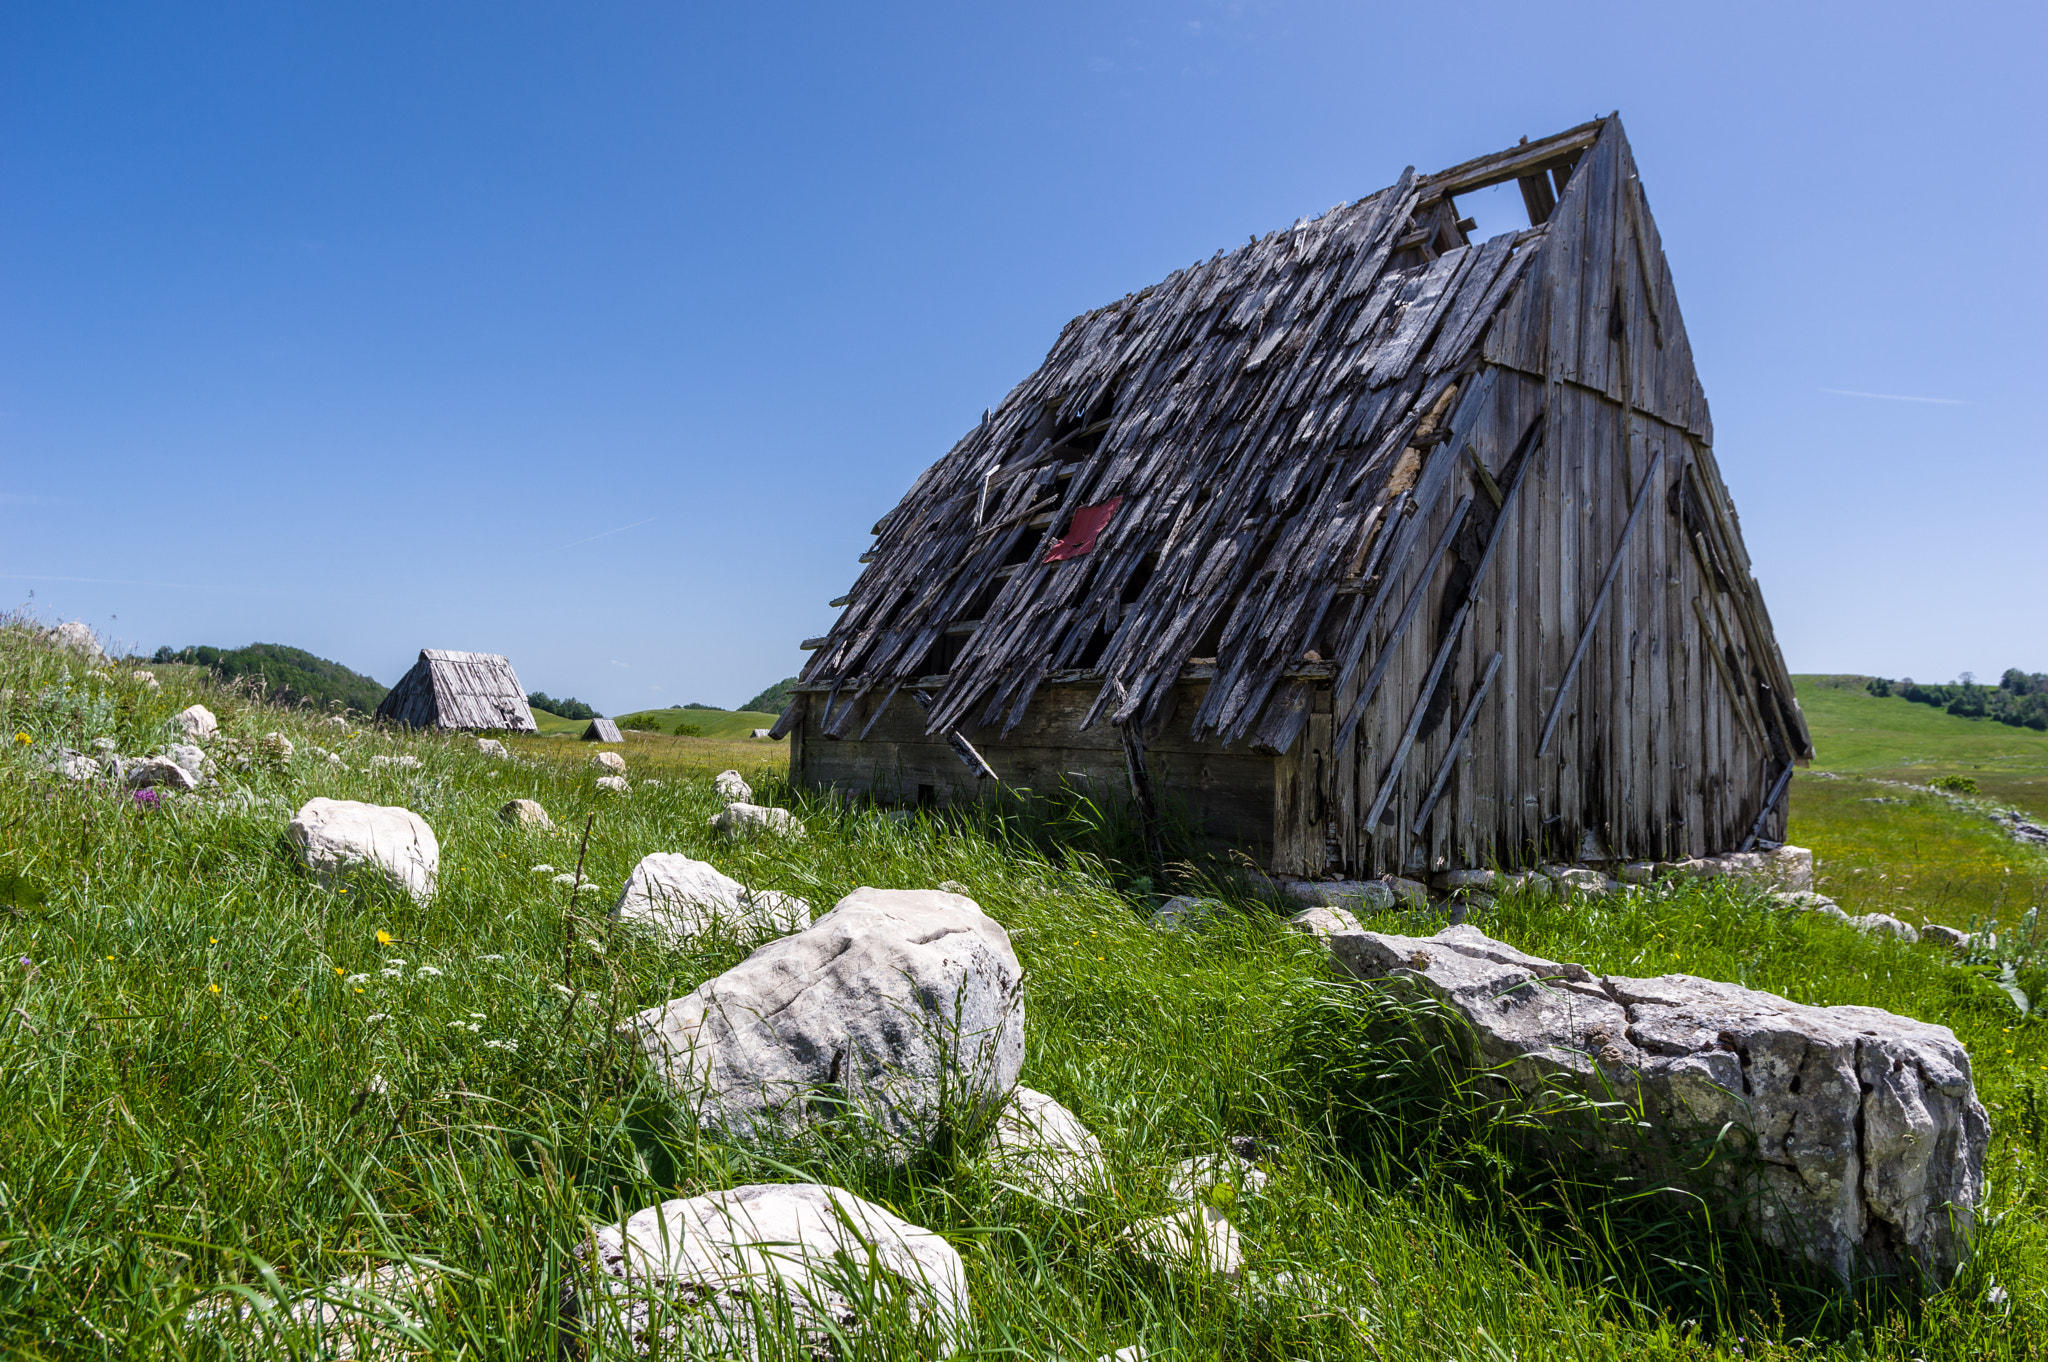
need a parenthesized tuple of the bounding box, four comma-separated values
(3, 1, 2042, 712)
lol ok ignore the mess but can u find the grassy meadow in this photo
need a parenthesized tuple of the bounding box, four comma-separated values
(0, 629, 2041, 1358)
(1787, 676, 2048, 936)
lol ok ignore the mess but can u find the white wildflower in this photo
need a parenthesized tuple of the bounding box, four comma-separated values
(477, 954, 504, 962)
(551, 873, 579, 887)
(530, 864, 556, 875)
(346, 973, 370, 986)
(468, 1012, 485, 1020)
(482, 1039, 518, 1052)
(551, 983, 576, 999)
(365, 1013, 390, 1024)
(381, 967, 404, 979)
(414, 965, 443, 978)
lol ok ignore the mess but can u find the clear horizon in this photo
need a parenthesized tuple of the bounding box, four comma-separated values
(5, 2, 2042, 715)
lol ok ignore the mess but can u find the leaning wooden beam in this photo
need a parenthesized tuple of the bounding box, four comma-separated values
(1119, 721, 1164, 869)
(1740, 763, 1796, 852)
(913, 691, 998, 781)
(1411, 651, 1504, 835)
(1689, 595, 1770, 755)
(1421, 119, 1605, 199)
(1343, 493, 1474, 728)
(1337, 409, 1546, 750)
(1364, 599, 1474, 831)
(855, 681, 901, 742)
(1536, 446, 1666, 757)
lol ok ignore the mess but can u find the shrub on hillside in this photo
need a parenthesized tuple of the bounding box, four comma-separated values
(1931, 774, 1979, 795)
(1865, 677, 1893, 698)
(526, 691, 599, 720)
(151, 643, 388, 715)
(619, 714, 666, 732)
(742, 677, 798, 714)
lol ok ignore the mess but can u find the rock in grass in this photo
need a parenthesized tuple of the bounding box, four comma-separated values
(1151, 895, 1223, 930)
(286, 798, 439, 902)
(593, 750, 626, 774)
(714, 769, 753, 803)
(498, 798, 553, 829)
(369, 754, 419, 771)
(174, 704, 219, 742)
(1775, 890, 1850, 923)
(632, 887, 1024, 1154)
(1920, 922, 1969, 950)
(595, 775, 630, 794)
(1120, 1204, 1243, 1281)
(1167, 1151, 1269, 1205)
(711, 802, 801, 838)
(125, 755, 200, 792)
(572, 1184, 969, 1358)
(1326, 924, 1988, 1285)
(189, 1262, 437, 1358)
(1279, 880, 1396, 912)
(1848, 912, 1920, 943)
(475, 737, 508, 758)
(613, 853, 810, 945)
(985, 1087, 1109, 1203)
(1287, 906, 1362, 939)
(49, 620, 107, 663)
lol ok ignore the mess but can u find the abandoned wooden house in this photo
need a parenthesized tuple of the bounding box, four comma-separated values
(583, 717, 624, 743)
(375, 649, 538, 733)
(775, 115, 1812, 877)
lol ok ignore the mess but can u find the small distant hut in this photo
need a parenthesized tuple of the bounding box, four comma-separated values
(583, 718, 624, 743)
(778, 116, 1812, 877)
(375, 650, 538, 733)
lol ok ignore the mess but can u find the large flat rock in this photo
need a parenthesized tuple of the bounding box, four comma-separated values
(613, 853, 810, 946)
(632, 887, 1024, 1154)
(1327, 925, 1988, 1285)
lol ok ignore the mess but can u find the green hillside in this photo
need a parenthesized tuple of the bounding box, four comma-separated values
(149, 642, 388, 715)
(1794, 674, 2048, 818)
(741, 676, 798, 715)
(614, 705, 781, 739)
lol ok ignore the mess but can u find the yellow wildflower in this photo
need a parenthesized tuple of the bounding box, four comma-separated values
(376, 930, 395, 946)
(208, 984, 221, 994)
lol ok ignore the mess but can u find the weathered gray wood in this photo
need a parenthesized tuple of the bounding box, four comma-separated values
(376, 650, 537, 732)
(1364, 598, 1474, 831)
(1412, 650, 1503, 835)
(1536, 445, 1665, 756)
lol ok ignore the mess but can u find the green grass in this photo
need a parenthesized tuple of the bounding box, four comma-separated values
(612, 706, 782, 740)
(0, 629, 2039, 1359)
(1786, 676, 2048, 939)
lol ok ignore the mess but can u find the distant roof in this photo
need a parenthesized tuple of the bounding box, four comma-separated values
(375, 649, 536, 732)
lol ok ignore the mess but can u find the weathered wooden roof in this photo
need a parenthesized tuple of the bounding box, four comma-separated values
(582, 718, 623, 743)
(789, 117, 1737, 751)
(375, 649, 537, 732)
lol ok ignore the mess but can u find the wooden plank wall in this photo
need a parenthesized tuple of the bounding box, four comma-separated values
(1326, 374, 1780, 875)
(795, 681, 1280, 857)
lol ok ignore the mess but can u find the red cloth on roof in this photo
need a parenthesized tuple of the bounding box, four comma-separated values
(1043, 497, 1122, 563)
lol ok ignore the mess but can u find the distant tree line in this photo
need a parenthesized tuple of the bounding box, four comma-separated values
(526, 691, 602, 720)
(742, 677, 797, 715)
(152, 643, 389, 715)
(1866, 670, 2048, 730)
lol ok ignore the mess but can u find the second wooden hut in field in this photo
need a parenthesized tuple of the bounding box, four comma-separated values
(375, 650, 538, 733)
(776, 115, 1811, 878)
(582, 718, 624, 743)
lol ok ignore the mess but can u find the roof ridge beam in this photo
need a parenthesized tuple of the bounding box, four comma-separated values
(1419, 118, 1609, 200)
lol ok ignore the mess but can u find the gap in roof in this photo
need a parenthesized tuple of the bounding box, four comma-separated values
(1448, 179, 1537, 243)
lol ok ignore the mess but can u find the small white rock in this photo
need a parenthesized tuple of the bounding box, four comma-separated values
(709, 802, 801, 837)
(1121, 1204, 1242, 1280)
(593, 751, 627, 774)
(713, 769, 753, 804)
(174, 704, 219, 742)
(475, 737, 508, 758)
(595, 774, 631, 794)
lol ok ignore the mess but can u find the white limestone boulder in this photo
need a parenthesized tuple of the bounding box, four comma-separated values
(1921, 923, 1969, 950)
(572, 1183, 968, 1358)
(1287, 905, 1363, 939)
(593, 750, 626, 774)
(1849, 912, 1920, 943)
(1280, 880, 1396, 912)
(475, 737, 508, 759)
(632, 887, 1024, 1153)
(613, 853, 810, 946)
(1326, 924, 1988, 1284)
(189, 1263, 437, 1360)
(596, 775, 631, 794)
(49, 620, 107, 663)
(1166, 1150, 1269, 1206)
(125, 755, 200, 792)
(714, 769, 753, 804)
(174, 704, 219, 742)
(498, 798, 554, 829)
(985, 1087, 1109, 1203)
(42, 748, 101, 782)
(712, 802, 802, 838)
(286, 798, 439, 903)
(1120, 1204, 1242, 1281)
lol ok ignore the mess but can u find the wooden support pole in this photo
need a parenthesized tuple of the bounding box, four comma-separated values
(1536, 447, 1665, 757)
(1365, 598, 1474, 831)
(1412, 651, 1503, 835)
(1119, 721, 1165, 870)
(855, 682, 901, 742)
(1740, 763, 1796, 852)
(913, 691, 999, 781)
(1343, 494, 1474, 732)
